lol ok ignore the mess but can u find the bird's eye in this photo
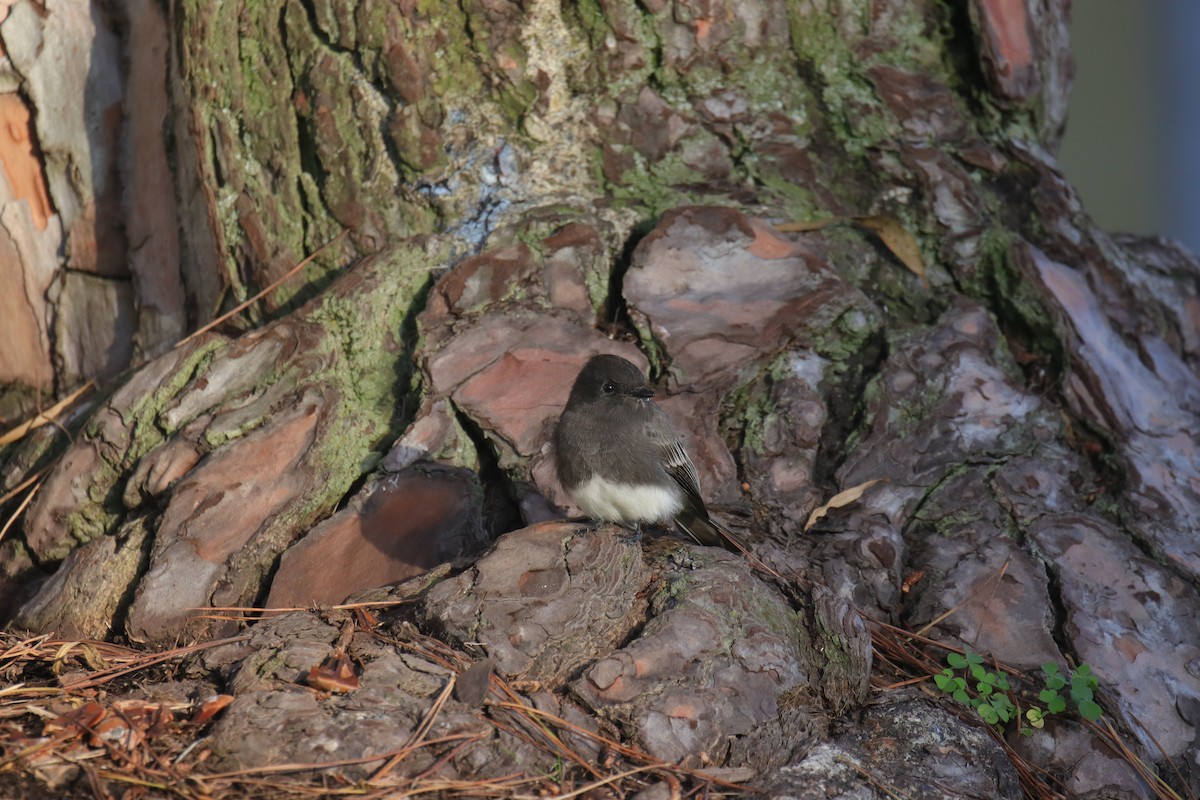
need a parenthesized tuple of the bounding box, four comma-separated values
(601, 382, 616, 394)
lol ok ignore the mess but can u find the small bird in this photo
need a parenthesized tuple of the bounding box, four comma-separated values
(553, 354, 744, 551)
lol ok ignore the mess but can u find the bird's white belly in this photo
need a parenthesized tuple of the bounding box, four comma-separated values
(570, 475, 682, 525)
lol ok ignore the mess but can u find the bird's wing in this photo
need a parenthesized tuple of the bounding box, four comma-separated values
(643, 409, 746, 551)
(642, 411, 774, 566)
(659, 437, 704, 505)
(640, 409, 703, 502)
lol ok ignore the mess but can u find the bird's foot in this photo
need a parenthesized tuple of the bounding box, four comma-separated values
(611, 522, 644, 545)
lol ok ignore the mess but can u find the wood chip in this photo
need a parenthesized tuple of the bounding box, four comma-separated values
(804, 479, 883, 532)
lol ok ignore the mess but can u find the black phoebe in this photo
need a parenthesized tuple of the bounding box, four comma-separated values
(554, 354, 744, 551)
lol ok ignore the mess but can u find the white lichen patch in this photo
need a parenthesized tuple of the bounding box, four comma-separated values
(517, 0, 601, 200)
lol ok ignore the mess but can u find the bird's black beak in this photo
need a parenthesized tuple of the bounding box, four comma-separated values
(632, 386, 655, 399)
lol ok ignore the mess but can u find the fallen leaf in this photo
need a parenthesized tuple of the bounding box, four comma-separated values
(305, 650, 359, 693)
(853, 216, 928, 285)
(190, 694, 235, 726)
(51, 641, 109, 675)
(775, 216, 927, 286)
(901, 569, 926, 593)
(89, 712, 139, 748)
(454, 657, 497, 706)
(804, 479, 883, 532)
(353, 606, 379, 629)
(45, 702, 106, 739)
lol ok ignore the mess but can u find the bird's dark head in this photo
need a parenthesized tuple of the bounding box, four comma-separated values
(566, 354, 654, 408)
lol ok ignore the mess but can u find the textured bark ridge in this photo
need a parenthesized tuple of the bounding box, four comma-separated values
(10, 243, 445, 642)
(1, 0, 1199, 797)
(198, 524, 870, 777)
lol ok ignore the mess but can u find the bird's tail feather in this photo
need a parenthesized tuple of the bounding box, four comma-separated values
(675, 511, 784, 580)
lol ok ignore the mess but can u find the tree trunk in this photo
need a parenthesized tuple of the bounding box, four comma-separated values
(1, 0, 1198, 797)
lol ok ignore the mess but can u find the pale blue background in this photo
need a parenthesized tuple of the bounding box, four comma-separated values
(1059, 2, 1200, 254)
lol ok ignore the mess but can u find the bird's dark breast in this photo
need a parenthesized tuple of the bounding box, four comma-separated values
(553, 411, 588, 488)
(554, 405, 667, 488)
